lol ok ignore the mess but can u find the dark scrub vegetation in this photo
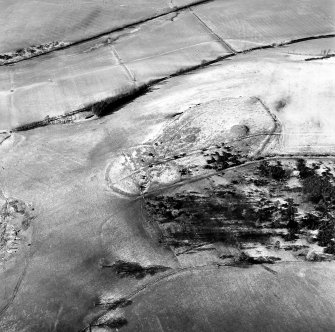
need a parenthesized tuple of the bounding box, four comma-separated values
(103, 260, 170, 279)
(145, 158, 335, 259)
(258, 161, 288, 181)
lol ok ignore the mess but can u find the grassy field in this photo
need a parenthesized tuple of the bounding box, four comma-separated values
(0, 0, 334, 130)
(120, 263, 335, 331)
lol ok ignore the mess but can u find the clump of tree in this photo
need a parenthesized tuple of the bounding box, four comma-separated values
(296, 159, 315, 179)
(253, 178, 269, 186)
(317, 216, 335, 249)
(280, 198, 299, 240)
(302, 174, 335, 204)
(258, 161, 288, 181)
(107, 260, 170, 279)
(301, 213, 321, 229)
(205, 148, 243, 171)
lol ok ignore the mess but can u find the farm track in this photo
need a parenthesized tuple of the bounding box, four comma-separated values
(1, 4, 334, 330)
(106, 153, 335, 199)
(0, 197, 36, 320)
(91, 151, 335, 329)
(84, 259, 331, 331)
(189, 8, 237, 54)
(100, 259, 324, 305)
(104, 132, 276, 198)
(0, 0, 214, 67)
(104, 98, 333, 201)
(140, 154, 335, 198)
(10, 33, 335, 133)
(104, 97, 282, 195)
(0, 258, 30, 319)
(2, 5, 334, 69)
(252, 97, 283, 156)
